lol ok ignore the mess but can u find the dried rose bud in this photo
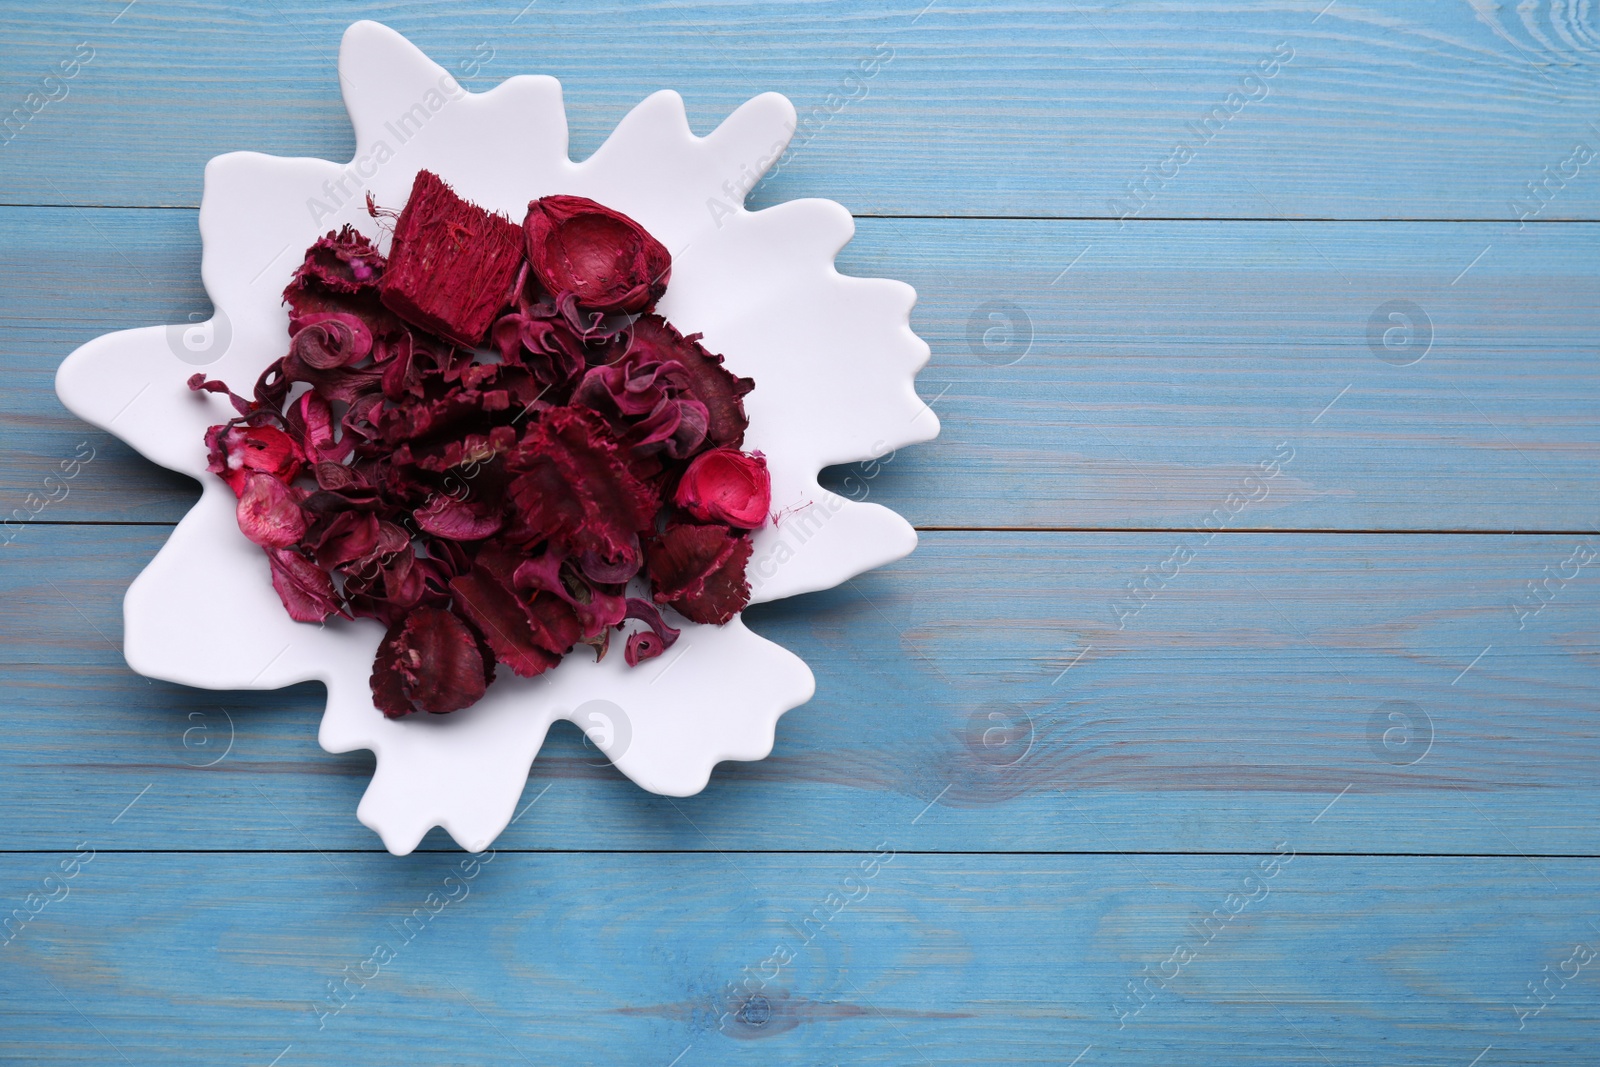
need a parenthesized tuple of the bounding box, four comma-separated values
(674, 449, 770, 529)
(523, 195, 671, 314)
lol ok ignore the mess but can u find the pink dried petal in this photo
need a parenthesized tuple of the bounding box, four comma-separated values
(212, 423, 303, 492)
(235, 472, 306, 548)
(266, 547, 345, 623)
(622, 596, 680, 666)
(674, 448, 770, 529)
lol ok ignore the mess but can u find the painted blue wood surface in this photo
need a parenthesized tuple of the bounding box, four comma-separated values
(6, 209, 1600, 528)
(4, 526, 1599, 855)
(3, 853, 1600, 1065)
(3, 1, 1600, 218)
(2, 2, 1599, 1065)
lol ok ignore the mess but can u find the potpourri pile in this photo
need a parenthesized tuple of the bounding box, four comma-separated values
(192, 170, 771, 717)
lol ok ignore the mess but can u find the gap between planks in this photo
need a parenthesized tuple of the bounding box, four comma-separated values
(4, 849, 1600, 858)
(25, 521, 1600, 536)
(8, 202, 1600, 224)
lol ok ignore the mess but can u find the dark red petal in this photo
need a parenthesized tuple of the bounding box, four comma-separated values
(646, 522, 739, 601)
(506, 406, 659, 561)
(235, 473, 307, 548)
(266, 547, 345, 623)
(289, 312, 373, 370)
(645, 523, 753, 625)
(523, 195, 671, 314)
(672, 535, 753, 625)
(509, 548, 626, 638)
(370, 607, 490, 716)
(288, 225, 386, 295)
(525, 591, 584, 656)
(448, 566, 561, 678)
(312, 510, 380, 568)
(370, 621, 415, 718)
(415, 494, 504, 540)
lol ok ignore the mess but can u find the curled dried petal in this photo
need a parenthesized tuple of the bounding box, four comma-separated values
(290, 312, 374, 370)
(622, 597, 680, 666)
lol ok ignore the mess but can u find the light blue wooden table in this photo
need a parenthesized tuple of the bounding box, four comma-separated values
(3, 2, 1599, 1063)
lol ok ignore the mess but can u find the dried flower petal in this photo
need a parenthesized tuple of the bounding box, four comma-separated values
(266, 547, 346, 623)
(646, 523, 753, 625)
(507, 406, 659, 564)
(622, 597, 681, 666)
(290, 312, 373, 370)
(626, 315, 752, 448)
(235, 472, 307, 548)
(370, 607, 494, 717)
(205, 422, 304, 496)
(674, 448, 770, 529)
(415, 494, 504, 541)
(289, 225, 385, 294)
(523, 195, 670, 314)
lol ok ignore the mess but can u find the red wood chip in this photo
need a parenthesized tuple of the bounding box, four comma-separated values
(378, 170, 525, 347)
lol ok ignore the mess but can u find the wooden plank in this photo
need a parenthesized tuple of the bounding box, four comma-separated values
(1, 851, 1596, 1064)
(5, 208, 1598, 529)
(4, 526, 1597, 854)
(2, 2, 1599, 218)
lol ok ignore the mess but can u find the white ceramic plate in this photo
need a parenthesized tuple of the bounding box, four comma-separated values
(55, 21, 937, 855)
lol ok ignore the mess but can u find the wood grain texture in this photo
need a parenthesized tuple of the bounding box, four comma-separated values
(1, 1, 1598, 218)
(4, 1, 1600, 1061)
(2, 852, 1598, 1066)
(4, 526, 1596, 854)
(5, 208, 1600, 528)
